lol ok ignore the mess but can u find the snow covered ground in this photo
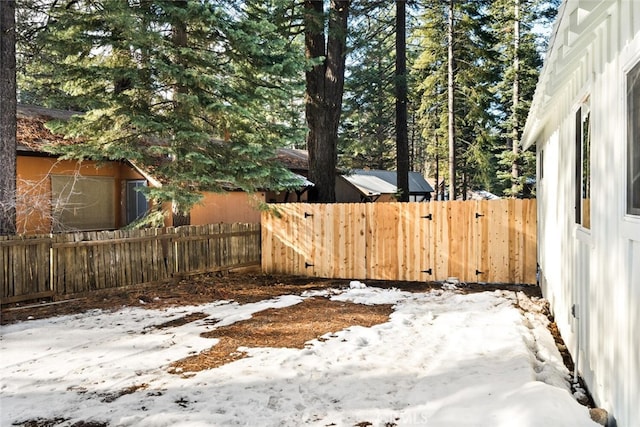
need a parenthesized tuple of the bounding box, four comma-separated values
(1, 282, 598, 427)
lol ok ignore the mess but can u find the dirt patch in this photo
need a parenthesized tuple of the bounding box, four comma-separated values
(1, 272, 439, 325)
(0, 272, 353, 324)
(99, 383, 149, 403)
(547, 317, 596, 408)
(169, 297, 393, 373)
(147, 312, 209, 331)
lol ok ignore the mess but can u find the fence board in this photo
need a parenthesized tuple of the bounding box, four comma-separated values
(262, 199, 537, 284)
(0, 235, 52, 301)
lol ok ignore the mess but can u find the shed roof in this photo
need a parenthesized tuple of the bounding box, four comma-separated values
(351, 169, 434, 194)
(342, 174, 398, 197)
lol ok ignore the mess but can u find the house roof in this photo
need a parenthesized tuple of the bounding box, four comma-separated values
(17, 104, 80, 152)
(275, 148, 309, 172)
(351, 169, 434, 194)
(522, 1, 614, 149)
(342, 174, 398, 197)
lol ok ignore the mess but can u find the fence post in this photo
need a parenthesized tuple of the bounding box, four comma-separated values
(49, 234, 54, 297)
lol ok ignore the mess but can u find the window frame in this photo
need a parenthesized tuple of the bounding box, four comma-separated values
(627, 60, 640, 216)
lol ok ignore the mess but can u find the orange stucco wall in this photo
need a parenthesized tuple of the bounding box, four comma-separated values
(16, 155, 145, 234)
(189, 191, 265, 225)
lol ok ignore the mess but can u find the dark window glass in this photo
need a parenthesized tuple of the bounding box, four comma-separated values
(126, 180, 148, 224)
(628, 62, 640, 215)
(575, 105, 591, 228)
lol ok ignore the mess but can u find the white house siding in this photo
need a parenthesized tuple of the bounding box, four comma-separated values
(523, 1, 640, 426)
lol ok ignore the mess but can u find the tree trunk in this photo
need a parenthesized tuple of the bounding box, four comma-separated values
(0, 0, 17, 235)
(304, 0, 349, 203)
(171, 0, 191, 225)
(511, 0, 521, 196)
(447, 0, 456, 201)
(395, 0, 409, 202)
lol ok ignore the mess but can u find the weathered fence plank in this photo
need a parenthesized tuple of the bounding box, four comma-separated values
(0, 235, 53, 302)
(262, 200, 537, 284)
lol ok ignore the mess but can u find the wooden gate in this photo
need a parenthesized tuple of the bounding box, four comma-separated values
(261, 199, 537, 284)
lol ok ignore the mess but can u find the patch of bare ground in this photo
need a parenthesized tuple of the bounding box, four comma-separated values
(0, 272, 353, 324)
(1, 272, 439, 325)
(169, 297, 394, 373)
(146, 311, 209, 331)
(99, 383, 149, 403)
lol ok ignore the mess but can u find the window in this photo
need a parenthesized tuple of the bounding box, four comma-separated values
(51, 175, 115, 231)
(628, 61, 640, 215)
(125, 180, 148, 224)
(575, 102, 591, 228)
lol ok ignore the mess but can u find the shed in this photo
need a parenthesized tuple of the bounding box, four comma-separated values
(354, 169, 434, 201)
(336, 169, 433, 203)
(336, 174, 398, 202)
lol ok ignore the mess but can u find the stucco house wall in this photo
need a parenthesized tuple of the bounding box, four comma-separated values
(189, 191, 266, 225)
(16, 154, 146, 234)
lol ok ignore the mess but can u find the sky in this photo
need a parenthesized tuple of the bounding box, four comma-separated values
(1, 282, 599, 427)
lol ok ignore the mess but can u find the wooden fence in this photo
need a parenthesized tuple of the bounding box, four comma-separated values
(1, 223, 261, 304)
(2, 200, 536, 304)
(262, 199, 537, 284)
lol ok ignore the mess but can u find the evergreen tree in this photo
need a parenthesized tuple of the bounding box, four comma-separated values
(491, 0, 559, 197)
(413, 0, 498, 199)
(454, 0, 500, 196)
(340, 3, 396, 171)
(26, 0, 306, 222)
(340, 2, 423, 177)
(16, 0, 76, 109)
(396, 0, 409, 201)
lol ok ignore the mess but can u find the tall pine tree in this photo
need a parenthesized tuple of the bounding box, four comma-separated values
(340, 3, 396, 171)
(340, 1, 423, 177)
(413, 0, 498, 199)
(491, 0, 559, 197)
(27, 0, 306, 222)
